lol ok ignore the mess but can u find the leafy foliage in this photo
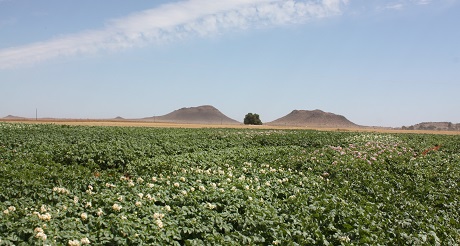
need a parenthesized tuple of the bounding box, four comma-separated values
(1, 123, 460, 245)
(244, 113, 262, 125)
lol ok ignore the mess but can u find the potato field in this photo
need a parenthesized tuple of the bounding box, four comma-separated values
(1, 123, 459, 245)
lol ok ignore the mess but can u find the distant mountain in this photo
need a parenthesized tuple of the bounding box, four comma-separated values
(267, 109, 358, 128)
(402, 122, 460, 131)
(3, 115, 26, 120)
(143, 105, 240, 125)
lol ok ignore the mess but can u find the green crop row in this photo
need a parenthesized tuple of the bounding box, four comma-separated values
(1, 123, 459, 245)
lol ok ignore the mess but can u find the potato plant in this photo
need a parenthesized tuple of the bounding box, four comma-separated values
(1, 123, 459, 245)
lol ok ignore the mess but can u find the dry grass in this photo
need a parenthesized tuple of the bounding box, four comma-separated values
(1, 118, 460, 135)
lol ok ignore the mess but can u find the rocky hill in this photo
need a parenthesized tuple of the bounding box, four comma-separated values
(267, 109, 358, 128)
(143, 105, 240, 125)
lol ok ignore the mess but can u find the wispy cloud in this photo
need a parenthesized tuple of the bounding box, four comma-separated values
(376, 0, 439, 11)
(413, 0, 432, 5)
(0, 0, 347, 69)
(381, 3, 405, 10)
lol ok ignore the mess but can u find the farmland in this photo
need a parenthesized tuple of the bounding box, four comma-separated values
(1, 123, 459, 245)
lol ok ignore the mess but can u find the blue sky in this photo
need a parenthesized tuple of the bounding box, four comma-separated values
(1, 0, 459, 127)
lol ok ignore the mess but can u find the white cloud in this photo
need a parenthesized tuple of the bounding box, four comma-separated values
(382, 3, 405, 10)
(412, 0, 432, 5)
(0, 0, 347, 69)
(377, 0, 439, 11)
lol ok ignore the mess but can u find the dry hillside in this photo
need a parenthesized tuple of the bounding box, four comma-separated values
(267, 109, 358, 128)
(142, 105, 240, 125)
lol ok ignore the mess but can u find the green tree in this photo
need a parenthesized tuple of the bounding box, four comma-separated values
(244, 113, 262, 125)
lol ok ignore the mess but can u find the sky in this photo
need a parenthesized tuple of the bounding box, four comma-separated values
(0, 0, 459, 127)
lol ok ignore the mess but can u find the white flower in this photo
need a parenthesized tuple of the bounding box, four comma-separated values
(190, 187, 195, 192)
(137, 177, 144, 183)
(96, 208, 103, 217)
(147, 183, 154, 188)
(164, 205, 171, 212)
(128, 180, 135, 187)
(112, 204, 122, 212)
(81, 212, 88, 221)
(121, 215, 127, 220)
(245, 185, 250, 190)
(68, 239, 81, 246)
(80, 237, 90, 245)
(155, 219, 164, 229)
(41, 205, 47, 213)
(153, 212, 164, 220)
(105, 183, 116, 188)
(88, 185, 93, 190)
(73, 196, 79, 204)
(35, 231, 47, 241)
(210, 183, 217, 189)
(34, 227, 44, 233)
(53, 187, 70, 194)
(179, 177, 186, 182)
(135, 201, 142, 207)
(38, 213, 52, 221)
(151, 177, 157, 182)
(199, 185, 206, 191)
(138, 193, 144, 199)
(181, 190, 187, 196)
(173, 182, 180, 187)
(339, 236, 350, 243)
(118, 196, 123, 202)
(204, 203, 216, 210)
(265, 181, 271, 186)
(3, 209, 9, 215)
(85, 202, 92, 208)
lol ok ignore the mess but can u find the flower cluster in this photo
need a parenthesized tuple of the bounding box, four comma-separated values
(112, 203, 122, 212)
(34, 227, 47, 241)
(33, 212, 52, 221)
(154, 212, 165, 229)
(53, 187, 70, 194)
(3, 206, 15, 215)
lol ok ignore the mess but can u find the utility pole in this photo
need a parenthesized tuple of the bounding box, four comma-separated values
(36, 108, 37, 120)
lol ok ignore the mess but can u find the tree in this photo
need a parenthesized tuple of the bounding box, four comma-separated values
(244, 113, 262, 125)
